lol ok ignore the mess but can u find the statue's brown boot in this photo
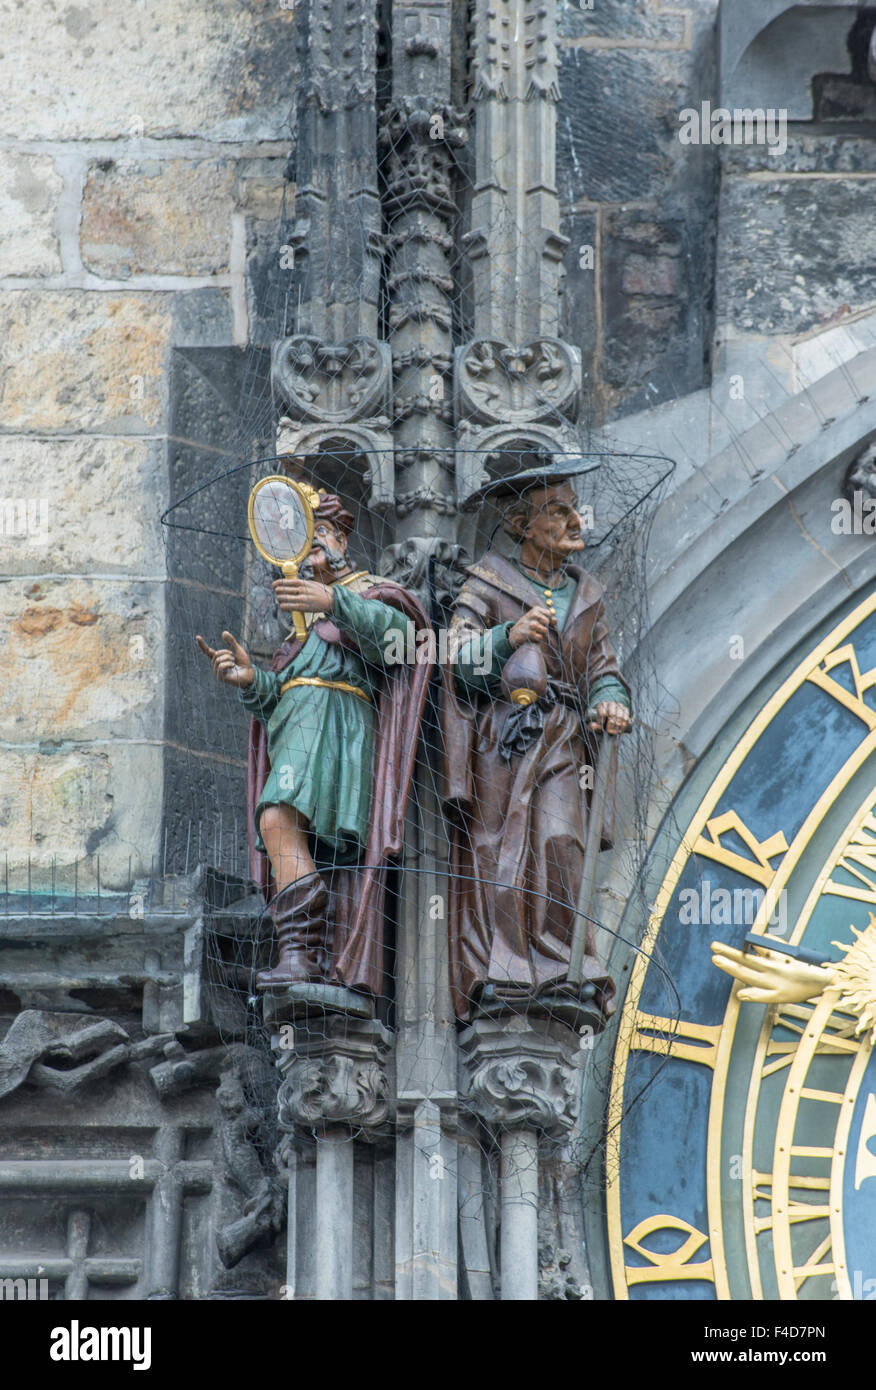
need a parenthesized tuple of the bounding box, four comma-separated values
(255, 876, 329, 990)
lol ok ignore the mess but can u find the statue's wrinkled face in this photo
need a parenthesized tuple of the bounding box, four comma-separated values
(301, 519, 349, 581)
(516, 481, 586, 563)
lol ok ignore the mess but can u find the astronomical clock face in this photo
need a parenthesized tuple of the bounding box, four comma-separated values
(605, 590, 876, 1300)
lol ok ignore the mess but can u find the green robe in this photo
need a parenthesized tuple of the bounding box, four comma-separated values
(240, 577, 411, 865)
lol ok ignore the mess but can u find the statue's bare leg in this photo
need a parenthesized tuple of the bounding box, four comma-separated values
(255, 804, 327, 989)
(258, 804, 317, 889)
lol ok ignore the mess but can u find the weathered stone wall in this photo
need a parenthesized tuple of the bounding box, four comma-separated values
(557, 0, 720, 422)
(0, 0, 296, 888)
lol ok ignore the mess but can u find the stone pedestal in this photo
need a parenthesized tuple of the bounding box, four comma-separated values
(458, 1015, 582, 1301)
(274, 1014, 393, 1301)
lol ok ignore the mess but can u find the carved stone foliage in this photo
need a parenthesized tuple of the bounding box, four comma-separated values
(272, 335, 392, 425)
(458, 1018, 581, 1139)
(379, 536, 468, 610)
(845, 435, 876, 501)
(378, 98, 467, 222)
(456, 338, 581, 425)
(275, 1017, 393, 1137)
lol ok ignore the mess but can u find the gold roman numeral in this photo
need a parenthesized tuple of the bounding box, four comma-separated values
(751, 1170, 831, 1236)
(693, 811, 788, 888)
(622, 1214, 714, 1288)
(753, 1169, 835, 1292)
(761, 1002, 861, 1078)
(630, 1012, 721, 1069)
(807, 643, 876, 729)
(824, 813, 876, 903)
(855, 1093, 876, 1190)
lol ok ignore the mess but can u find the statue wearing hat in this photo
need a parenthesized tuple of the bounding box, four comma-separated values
(197, 489, 431, 998)
(441, 472, 631, 1023)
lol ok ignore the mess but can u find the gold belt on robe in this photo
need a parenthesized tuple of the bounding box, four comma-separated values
(279, 676, 372, 704)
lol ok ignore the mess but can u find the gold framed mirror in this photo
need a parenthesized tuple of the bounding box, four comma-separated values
(247, 474, 320, 641)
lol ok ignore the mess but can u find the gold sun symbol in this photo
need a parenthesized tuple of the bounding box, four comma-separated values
(832, 912, 876, 1046)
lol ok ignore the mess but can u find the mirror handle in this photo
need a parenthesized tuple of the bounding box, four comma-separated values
(280, 560, 308, 642)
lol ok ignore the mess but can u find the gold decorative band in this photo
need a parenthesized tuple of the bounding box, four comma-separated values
(510, 688, 538, 707)
(280, 676, 371, 704)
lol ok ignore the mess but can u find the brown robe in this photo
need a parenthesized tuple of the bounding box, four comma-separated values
(247, 581, 432, 996)
(441, 552, 628, 1021)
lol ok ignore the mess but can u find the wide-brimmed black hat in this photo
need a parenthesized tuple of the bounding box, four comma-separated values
(460, 453, 603, 512)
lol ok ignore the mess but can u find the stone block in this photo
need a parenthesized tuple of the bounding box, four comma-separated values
(0, 742, 163, 885)
(245, 211, 296, 348)
(558, 48, 677, 205)
(81, 159, 236, 279)
(0, 436, 165, 576)
(233, 159, 289, 221)
(0, 0, 298, 140)
(600, 209, 706, 412)
(0, 292, 172, 431)
(0, 577, 164, 744)
(557, 0, 689, 43)
(0, 153, 63, 277)
(723, 131, 876, 176)
(621, 251, 682, 297)
(717, 177, 876, 335)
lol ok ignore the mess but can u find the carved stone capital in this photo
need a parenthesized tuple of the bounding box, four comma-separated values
(272, 335, 392, 426)
(275, 1016, 393, 1138)
(378, 97, 468, 152)
(378, 100, 468, 223)
(458, 1016, 582, 1139)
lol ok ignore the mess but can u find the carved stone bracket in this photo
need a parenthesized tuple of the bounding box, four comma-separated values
(272, 335, 392, 426)
(453, 336, 583, 507)
(275, 1015, 393, 1139)
(457, 1016, 582, 1140)
(455, 338, 581, 427)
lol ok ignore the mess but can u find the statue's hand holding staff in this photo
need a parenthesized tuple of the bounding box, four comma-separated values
(195, 631, 254, 689)
(509, 607, 632, 735)
(273, 576, 335, 614)
(590, 701, 631, 735)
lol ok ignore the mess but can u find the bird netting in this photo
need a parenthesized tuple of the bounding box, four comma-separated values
(151, 71, 690, 1294)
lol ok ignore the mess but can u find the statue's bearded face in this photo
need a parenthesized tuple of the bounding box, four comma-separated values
(515, 481, 586, 562)
(300, 520, 349, 581)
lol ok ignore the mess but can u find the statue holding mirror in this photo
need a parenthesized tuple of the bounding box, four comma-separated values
(196, 470, 431, 1005)
(441, 462, 632, 1027)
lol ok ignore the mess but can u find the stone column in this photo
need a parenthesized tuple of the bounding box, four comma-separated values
(275, 1014, 392, 1301)
(458, 1015, 581, 1301)
(378, 0, 468, 589)
(455, 0, 582, 502)
(376, 0, 466, 1303)
(271, 0, 393, 508)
